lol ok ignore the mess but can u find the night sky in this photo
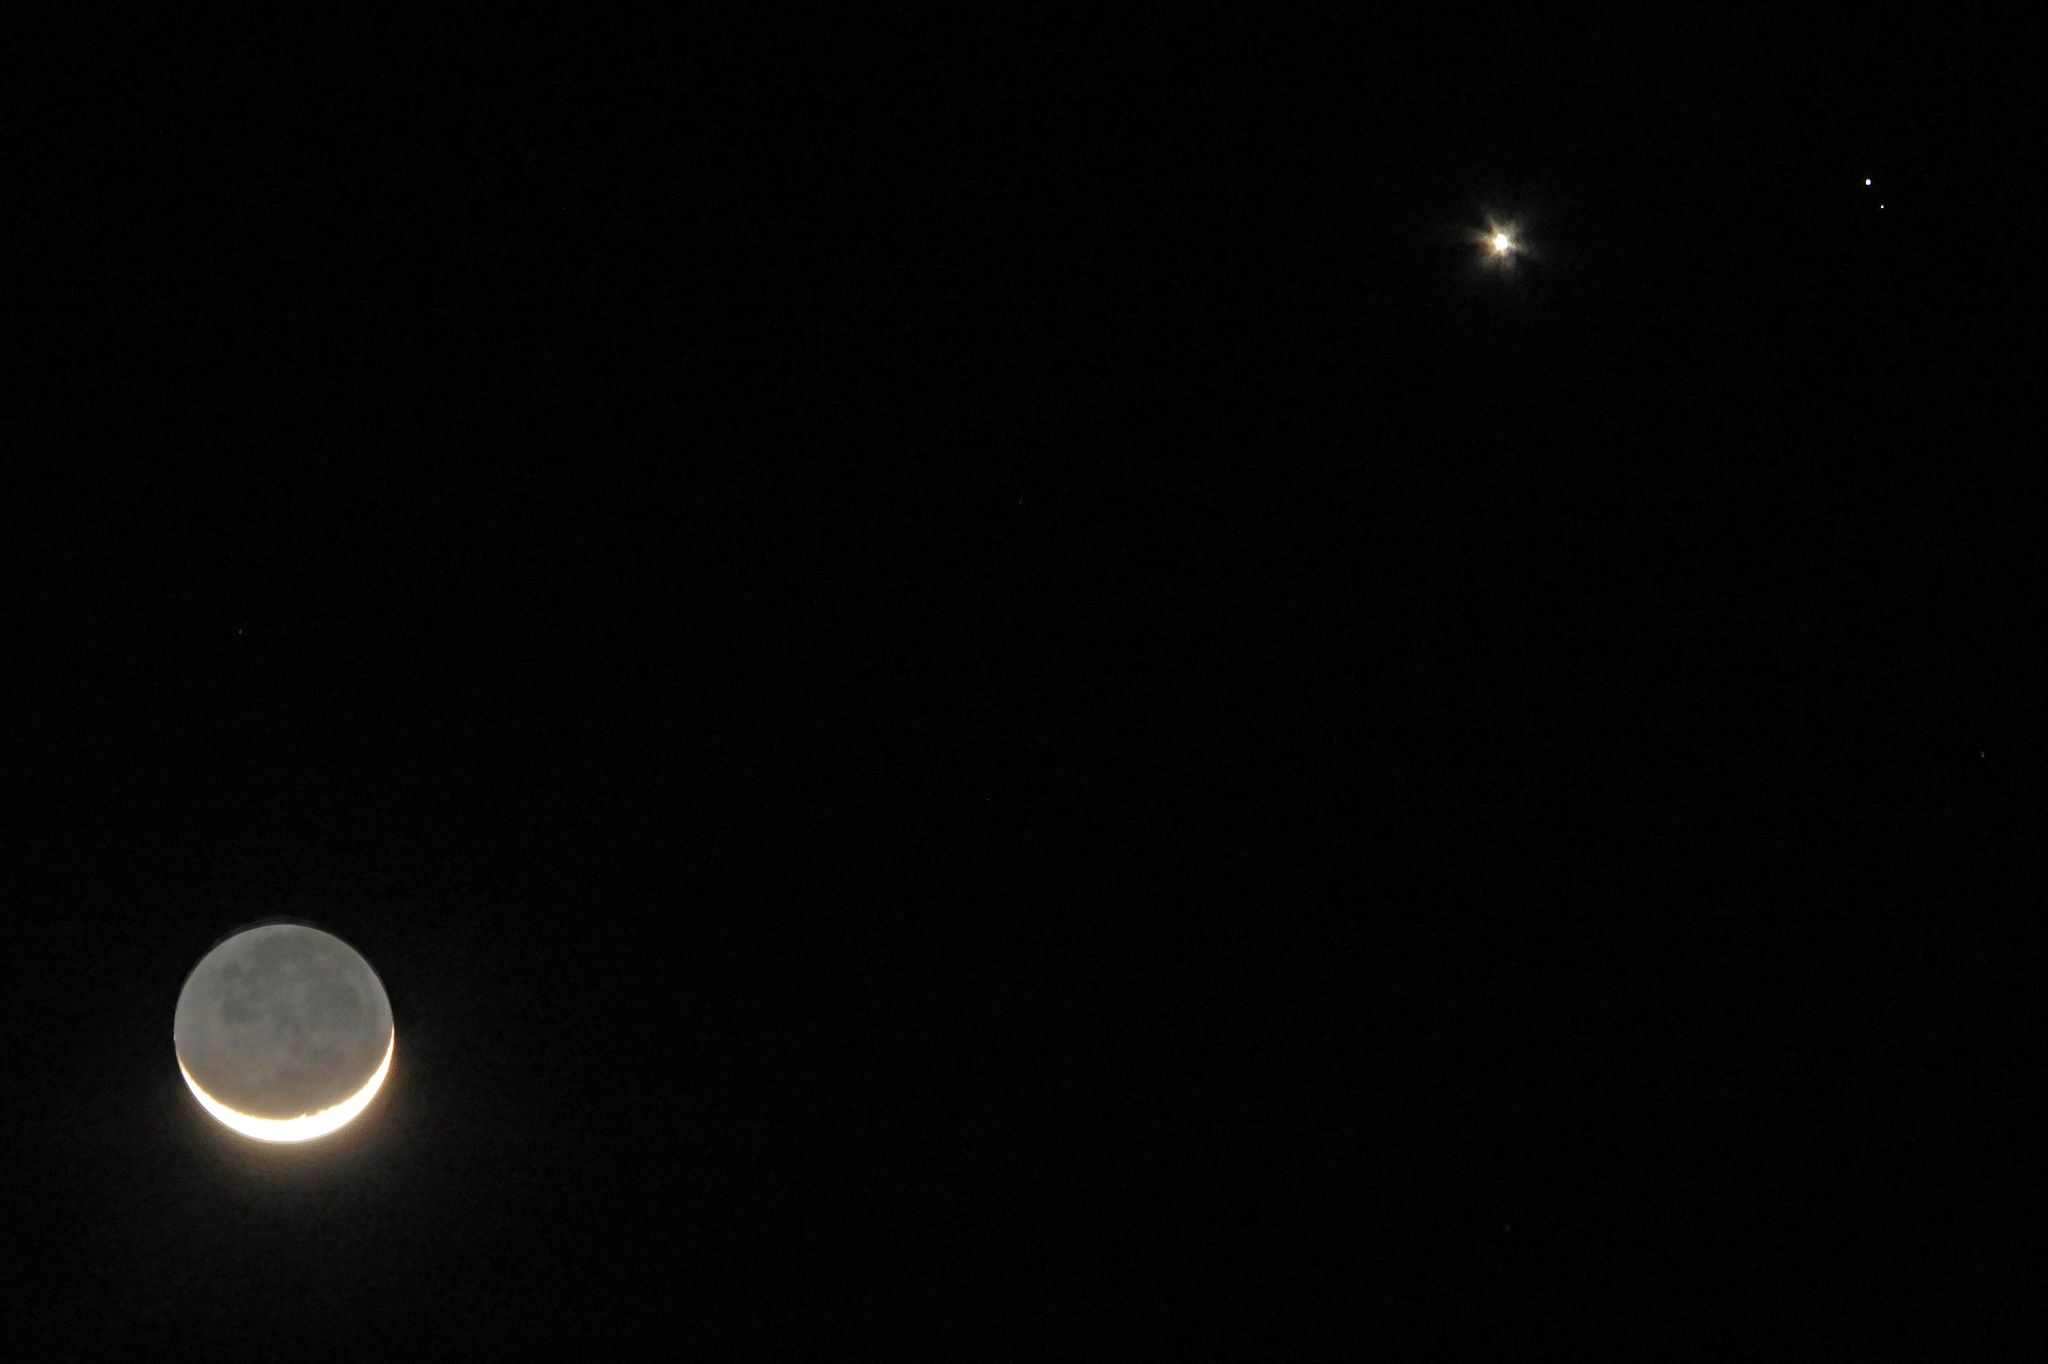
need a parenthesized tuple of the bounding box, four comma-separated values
(6, 14, 2043, 1353)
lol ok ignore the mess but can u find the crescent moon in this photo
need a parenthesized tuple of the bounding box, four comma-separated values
(174, 923, 396, 1143)
(178, 1032, 394, 1143)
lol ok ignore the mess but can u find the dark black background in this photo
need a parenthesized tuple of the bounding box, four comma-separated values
(6, 12, 1343, 1353)
(4, 12, 2042, 1352)
(1368, 18, 2047, 1351)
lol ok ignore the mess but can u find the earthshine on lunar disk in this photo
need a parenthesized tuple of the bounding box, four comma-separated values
(174, 923, 395, 1143)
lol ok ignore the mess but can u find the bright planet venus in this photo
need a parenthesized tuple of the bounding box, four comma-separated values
(174, 923, 395, 1143)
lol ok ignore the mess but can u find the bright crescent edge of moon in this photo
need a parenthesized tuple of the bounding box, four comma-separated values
(178, 1032, 396, 1143)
